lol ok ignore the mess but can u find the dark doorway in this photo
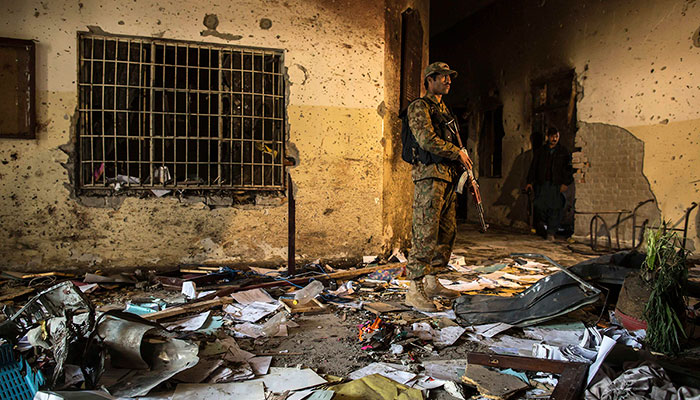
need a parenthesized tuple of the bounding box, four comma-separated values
(531, 69, 577, 236)
(478, 105, 505, 178)
(399, 8, 423, 110)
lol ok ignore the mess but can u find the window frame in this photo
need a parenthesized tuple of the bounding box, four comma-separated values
(75, 31, 287, 195)
(0, 37, 36, 140)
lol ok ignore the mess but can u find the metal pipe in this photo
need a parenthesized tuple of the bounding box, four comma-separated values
(287, 172, 295, 276)
(682, 202, 698, 250)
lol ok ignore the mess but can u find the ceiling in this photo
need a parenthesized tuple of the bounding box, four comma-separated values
(429, 0, 501, 38)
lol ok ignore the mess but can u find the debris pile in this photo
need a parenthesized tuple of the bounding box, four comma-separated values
(0, 250, 699, 399)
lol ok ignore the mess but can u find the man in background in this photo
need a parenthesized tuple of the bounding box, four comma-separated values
(525, 127, 573, 240)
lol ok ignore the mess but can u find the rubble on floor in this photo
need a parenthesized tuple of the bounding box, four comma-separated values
(1, 250, 699, 399)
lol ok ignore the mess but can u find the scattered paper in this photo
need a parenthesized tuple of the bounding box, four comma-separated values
(151, 189, 171, 197)
(423, 359, 468, 381)
(470, 322, 513, 338)
(479, 271, 506, 280)
(287, 390, 314, 400)
(248, 356, 272, 376)
(412, 323, 466, 347)
(533, 343, 566, 360)
(469, 334, 540, 356)
(77, 283, 99, 293)
(224, 302, 280, 322)
(249, 367, 326, 393)
(389, 249, 408, 263)
(172, 382, 265, 400)
(249, 267, 281, 277)
(419, 309, 456, 320)
(501, 273, 547, 284)
(182, 281, 198, 299)
(587, 335, 616, 384)
(440, 279, 484, 292)
(174, 358, 224, 383)
(231, 289, 276, 304)
(411, 375, 447, 390)
(444, 381, 467, 400)
(348, 363, 416, 385)
(523, 322, 585, 346)
(307, 391, 334, 400)
(164, 311, 211, 331)
(363, 255, 379, 264)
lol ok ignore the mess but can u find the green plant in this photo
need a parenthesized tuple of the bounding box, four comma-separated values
(641, 225, 688, 355)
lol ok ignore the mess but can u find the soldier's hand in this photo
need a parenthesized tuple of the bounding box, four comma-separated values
(525, 184, 533, 193)
(560, 184, 568, 193)
(459, 148, 473, 170)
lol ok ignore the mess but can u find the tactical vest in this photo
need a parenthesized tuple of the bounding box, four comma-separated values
(411, 97, 459, 165)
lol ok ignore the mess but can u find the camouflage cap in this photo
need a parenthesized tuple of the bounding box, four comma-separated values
(424, 62, 458, 78)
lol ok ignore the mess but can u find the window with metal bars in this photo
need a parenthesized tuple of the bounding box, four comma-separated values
(77, 32, 286, 194)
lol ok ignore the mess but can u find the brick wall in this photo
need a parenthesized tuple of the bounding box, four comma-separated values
(573, 122, 661, 247)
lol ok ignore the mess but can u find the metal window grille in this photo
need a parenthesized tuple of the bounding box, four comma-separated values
(77, 32, 285, 192)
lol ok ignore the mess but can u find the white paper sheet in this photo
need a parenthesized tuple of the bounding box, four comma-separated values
(438, 278, 484, 292)
(181, 281, 198, 299)
(411, 375, 447, 390)
(363, 255, 378, 263)
(172, 382, 265, 400)
(164, 311, 211, 331)
(419, 309, 456, 320)
(348, 362, 416, 385)
(412, 323, 466, 347)
(501, 273, 547, 283)
(286, 390, 314, 400)
(231, 289, 276, 304)
(524, 323, 584, 346)
(470, 322, 513, 338)
(587, 336, 616, 385)
(224, 301, 280, 322)
(248, 367, 326, 393)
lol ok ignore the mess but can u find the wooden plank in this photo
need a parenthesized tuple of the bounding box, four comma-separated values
(0, 287, 35, 301)
(466, 352, 588, 400)
(364, 301, 410, 315)
(205, 263, 405, 299)
(141, 297, 233, 321)
(2, 271, 74, 280)
(280, 298, 326, 314)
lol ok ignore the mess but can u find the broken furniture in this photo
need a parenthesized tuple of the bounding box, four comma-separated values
(632, 200, 698, 249)
(466, 352, 588, 400)
(453, 254, 602, 327)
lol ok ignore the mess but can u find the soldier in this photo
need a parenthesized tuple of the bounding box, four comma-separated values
(405, 62, 473, 312)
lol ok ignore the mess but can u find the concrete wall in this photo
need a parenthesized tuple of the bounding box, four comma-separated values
(432, 0, 700, 250)
(382, 1, 431, 254)
(0, 0, 423, 270)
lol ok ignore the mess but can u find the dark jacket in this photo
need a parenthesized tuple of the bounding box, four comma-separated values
(526, 144, 573, 186)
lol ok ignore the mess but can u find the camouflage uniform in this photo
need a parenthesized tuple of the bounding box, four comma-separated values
(407, 93, 462, 280)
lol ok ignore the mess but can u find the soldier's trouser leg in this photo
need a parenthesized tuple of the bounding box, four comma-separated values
(407, 178, 456, 280)
(434, 182, 457, 267)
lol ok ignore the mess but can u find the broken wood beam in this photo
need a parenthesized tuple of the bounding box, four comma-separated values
(205, 263, 405, 299)
(141, 297, 233, 321)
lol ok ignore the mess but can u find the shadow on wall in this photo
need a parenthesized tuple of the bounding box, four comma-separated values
(494, 149, 534, 228)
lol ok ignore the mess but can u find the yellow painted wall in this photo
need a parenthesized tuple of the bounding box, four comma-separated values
(0, 0, 399, 270)
(626, 119, 700, 247)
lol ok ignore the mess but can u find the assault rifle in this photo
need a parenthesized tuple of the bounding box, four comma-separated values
(445, 118, 489, 233)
